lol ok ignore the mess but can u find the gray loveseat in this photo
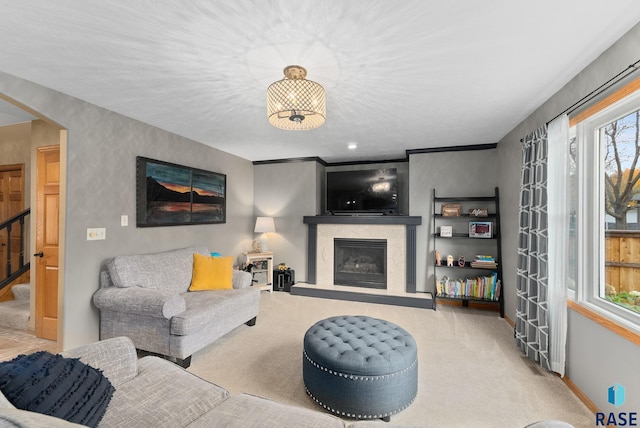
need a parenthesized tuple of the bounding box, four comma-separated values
(93, 245, 260, 368)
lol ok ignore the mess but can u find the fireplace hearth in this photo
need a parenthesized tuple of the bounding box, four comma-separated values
(334, 238, 387, 289)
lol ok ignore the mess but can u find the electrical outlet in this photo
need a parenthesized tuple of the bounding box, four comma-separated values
(87, 228, 106, 241)
(121, 215, 128, 227)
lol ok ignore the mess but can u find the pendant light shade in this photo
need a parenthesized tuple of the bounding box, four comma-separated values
(267, 65, 326, 130)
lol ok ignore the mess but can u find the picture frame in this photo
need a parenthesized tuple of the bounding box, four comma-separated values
(440, 226, 453, 237)
(469, 221, 492, 238)
(136, 156, 226, 227)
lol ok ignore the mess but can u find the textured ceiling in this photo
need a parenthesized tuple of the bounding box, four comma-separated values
(1, 1, 639, 163)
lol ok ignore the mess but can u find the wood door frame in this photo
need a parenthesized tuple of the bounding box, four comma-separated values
(31, 131, 66, 348)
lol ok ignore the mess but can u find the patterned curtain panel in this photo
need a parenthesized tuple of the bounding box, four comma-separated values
(515, 124, 550, 371)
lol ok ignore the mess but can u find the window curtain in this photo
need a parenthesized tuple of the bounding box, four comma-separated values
(515, 115, 569, 377)
(546, 114, 569, 376)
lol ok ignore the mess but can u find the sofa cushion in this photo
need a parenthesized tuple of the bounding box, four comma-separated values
(98, 355, 229, 428)
(184, 393, 346, 428)
(189, 254, 233, 291)
(171, 288, 258, 336)
(107, 245, 209, 293)
(0, 351, 115, 427)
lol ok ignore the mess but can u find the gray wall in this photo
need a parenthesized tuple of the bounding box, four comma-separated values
(0, 71, 255, 349)
(409, 150, 498, 293)
(253, 160, 323, 281)
(497, 22, 640, 411)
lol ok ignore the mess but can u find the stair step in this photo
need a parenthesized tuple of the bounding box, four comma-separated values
(11, 283, 30, 301)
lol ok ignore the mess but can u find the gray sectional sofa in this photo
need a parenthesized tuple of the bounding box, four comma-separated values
(92, 246, 260, 368)
(0, 337, 419, 428)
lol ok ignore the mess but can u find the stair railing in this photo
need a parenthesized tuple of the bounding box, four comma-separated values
(0, 208, 30, 291)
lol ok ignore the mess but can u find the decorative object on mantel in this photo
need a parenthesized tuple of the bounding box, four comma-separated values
(441, 203, 461, 216)
(254, 216, 276, 251)
(267, 65, 326, 131)
(447, 255, 454, 267)
(458, 255, 465, 267)
(469, 208, 488, 217)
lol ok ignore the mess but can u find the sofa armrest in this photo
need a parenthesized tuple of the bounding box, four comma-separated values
(61, 337, 138, 387)
(232, 270, 253, 289)
(93, 286, 186, 319)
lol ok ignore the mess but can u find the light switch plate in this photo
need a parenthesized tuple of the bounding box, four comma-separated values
(121, 215, 128, 226)
(87, 228, 106, 240)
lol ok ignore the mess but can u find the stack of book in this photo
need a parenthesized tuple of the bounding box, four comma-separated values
(470, 255, 498, 269)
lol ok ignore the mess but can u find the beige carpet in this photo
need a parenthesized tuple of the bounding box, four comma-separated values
(187, 292, 593, 428)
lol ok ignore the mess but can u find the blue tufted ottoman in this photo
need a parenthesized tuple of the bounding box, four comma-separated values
(302, 315, 418, 421)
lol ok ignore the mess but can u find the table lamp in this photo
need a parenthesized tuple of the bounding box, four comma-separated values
(254, 217, 275, 252)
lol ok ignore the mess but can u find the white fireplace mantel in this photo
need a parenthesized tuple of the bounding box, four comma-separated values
(302, 215, 422, 293)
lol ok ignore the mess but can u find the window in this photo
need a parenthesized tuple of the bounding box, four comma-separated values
(571, 81, 640, 331)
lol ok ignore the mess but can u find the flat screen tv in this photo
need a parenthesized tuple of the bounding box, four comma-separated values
(326, 168, 398, 214)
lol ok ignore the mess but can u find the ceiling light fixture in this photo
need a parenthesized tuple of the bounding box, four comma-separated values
(267, 65, 325, 131)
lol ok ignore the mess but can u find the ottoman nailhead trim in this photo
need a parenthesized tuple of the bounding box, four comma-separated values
(303, 385, 417, 420)
(303, 349, 417, 381)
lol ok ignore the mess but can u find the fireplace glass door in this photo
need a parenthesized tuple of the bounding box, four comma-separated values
(334, 238, 387, 289)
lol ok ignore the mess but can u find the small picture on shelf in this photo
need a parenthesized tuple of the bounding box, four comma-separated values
(440, 226, 453, 237)
(469, 221, 492, 238)
(252, 260, 269, 270)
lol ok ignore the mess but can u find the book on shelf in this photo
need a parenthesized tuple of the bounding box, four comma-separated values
(435, 272, 501, 301)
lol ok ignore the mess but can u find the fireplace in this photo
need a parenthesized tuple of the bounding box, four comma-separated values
(334, 238, 387, 289)
(296, 216, 431, 309)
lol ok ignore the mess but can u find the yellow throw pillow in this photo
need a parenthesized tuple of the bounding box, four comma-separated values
(189, 254, 233, 291)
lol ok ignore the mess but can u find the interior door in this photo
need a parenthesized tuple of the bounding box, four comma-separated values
(35, 147, 59, 340)
(0, 165, 25, 282)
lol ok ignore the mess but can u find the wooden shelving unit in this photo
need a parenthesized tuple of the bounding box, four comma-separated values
(432, 187, 504, 317)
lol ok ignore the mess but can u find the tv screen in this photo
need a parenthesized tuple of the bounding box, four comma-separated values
(326, 168, 398, 214)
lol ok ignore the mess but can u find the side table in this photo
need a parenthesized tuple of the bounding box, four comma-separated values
(242, 251, 273, 292)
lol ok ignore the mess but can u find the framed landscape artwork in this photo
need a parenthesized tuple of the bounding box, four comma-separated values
(136, 156, 226, 227)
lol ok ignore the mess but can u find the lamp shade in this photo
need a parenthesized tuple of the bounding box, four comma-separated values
(267, 65, 325, 131)
(254, 217, 275, 233)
